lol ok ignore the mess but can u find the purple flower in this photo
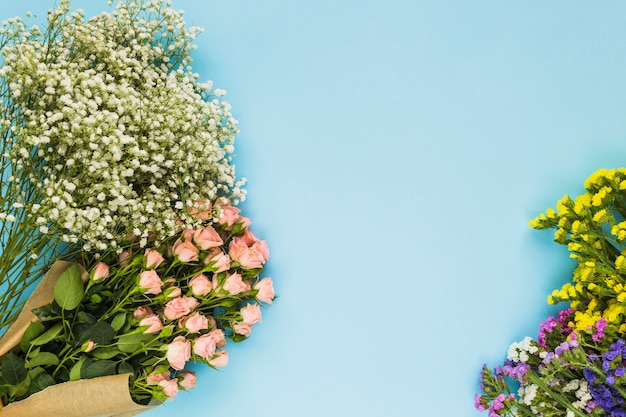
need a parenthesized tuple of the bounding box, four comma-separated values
(584, 367, 597, 383)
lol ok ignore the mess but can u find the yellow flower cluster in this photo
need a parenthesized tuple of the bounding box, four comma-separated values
(534, 168, 626, 339)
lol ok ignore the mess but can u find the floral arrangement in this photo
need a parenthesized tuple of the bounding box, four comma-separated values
(0, 0, 274, 414)
(475, 168, 626, 417)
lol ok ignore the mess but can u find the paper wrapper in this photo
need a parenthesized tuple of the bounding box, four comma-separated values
(0, 261, 158, 417)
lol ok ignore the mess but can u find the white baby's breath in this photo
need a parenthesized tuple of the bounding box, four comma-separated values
(1, 0, 246, 254)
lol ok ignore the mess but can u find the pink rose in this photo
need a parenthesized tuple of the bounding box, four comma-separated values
(178, 371, 197, 390)
(164, 296, 198, 321)
(147, 371, 170, 385)
(119, 250, 131, 267)
(193, 226, 223, 250)
(237, 216, 252, 230)
(188, 198, 211, 221)
(207, 328, 226, 348)
(91, 262, 109, 283)
(208, 350, 228, 367)
(193, 333, 217, 360)
(173, 239, 199, 262)
(165, 286, 182, 299)
(254, 277, 275, 304)
(241, 229, 258, 245)
(241, 303, 262, 325)
(159, 379, 179, 400)
(133, 306, 153, 319)
(216, 199, 241, 226)
(189, 274, 212, 297)
(167, 336, 191, 371)
(223, 273, 250, 295)
(139, 270, 163, 295)
(139, 314, 163, 334)
(181, 228, 195, 242)
(180, 312, 209, 333)
(83, 340, 95, 352)
(228, 236, 269, 269)
(145, 248, 165, 269)
(233, 322, 252, 337)
(203, 248, 231, 273)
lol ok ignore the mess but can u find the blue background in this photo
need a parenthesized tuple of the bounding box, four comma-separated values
(4, 1, 626, 416)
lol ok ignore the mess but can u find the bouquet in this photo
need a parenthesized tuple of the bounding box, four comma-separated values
(0, 0, 275, 415)
(475, 169, 626, 417)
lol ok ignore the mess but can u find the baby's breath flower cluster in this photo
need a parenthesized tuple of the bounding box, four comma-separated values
(1, 0, 245, 254)
(0, 0, 245, 328)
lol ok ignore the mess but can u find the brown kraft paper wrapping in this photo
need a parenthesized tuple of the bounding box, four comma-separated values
(0, 261, 157, 417)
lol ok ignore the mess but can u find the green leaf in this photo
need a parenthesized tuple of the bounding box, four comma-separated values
(1, 353, 27, 385)
(31, 303, 62, 322)
(118, 362, 134, 375)
(88, 322, 115, 344)
(26, 352, 59, 368)
(82, 360, 116, 379)
(20, 321, 46, 353)
(117, 333, 153, 353)
(111, 313, 127, 332)
(69, 356, 88, 381)
(32, 322, 64, 346)
(53, 264, 84, 311)
(29, 372, 55, 393)
(91, 347, 121, 360)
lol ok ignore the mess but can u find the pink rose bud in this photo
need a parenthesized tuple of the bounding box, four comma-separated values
(223, 273, 249, 295)
(159, 379, 179, 401)
(139, 270, 163, 295)
(228, 237, 268, 269)
(145, 248, 165, 269)
(181, 312, 209, 333)
(165, 286, 182, 299)
(139, 314, 163, 334)
(133, 306, 153, 319)
(91, 262, 110, 283)
(207, 328, 226, 348)
(208, 350, 228, 368)
(233, 322, 252, 337)
(216, 199, 241, 227)
(254, 277, 275, 304)
(237, 216, 252, 229)
(173, 239, 199, 262)
(188, 198, 211, 221)
(181, 228, 195, 242)
(189, 274, 212, 297)
(147, 371, 170, 385)
(193, 226, 223, 250)
(203, 249, 231, 273)
(241, 229, 259, 245)
(164, 296, 198, 321)
(119, 250, 131, 267)
(83, 340, 95, 352)
(192, 333, 217, 360)
(178, 371, 197, 390)
(167, 336, 191, 371)
(241, 303, 262, 325)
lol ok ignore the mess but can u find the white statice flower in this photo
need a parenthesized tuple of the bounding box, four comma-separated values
(518, 383, 539, 406)
(507, 336, 538, 363)
(0, 0, 246, 254)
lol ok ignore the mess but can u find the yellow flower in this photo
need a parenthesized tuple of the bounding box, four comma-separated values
(592, 208, 611, 223)
(584, 168, 610, 189)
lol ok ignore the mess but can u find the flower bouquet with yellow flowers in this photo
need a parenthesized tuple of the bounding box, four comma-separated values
(476, 169, 626, 417)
